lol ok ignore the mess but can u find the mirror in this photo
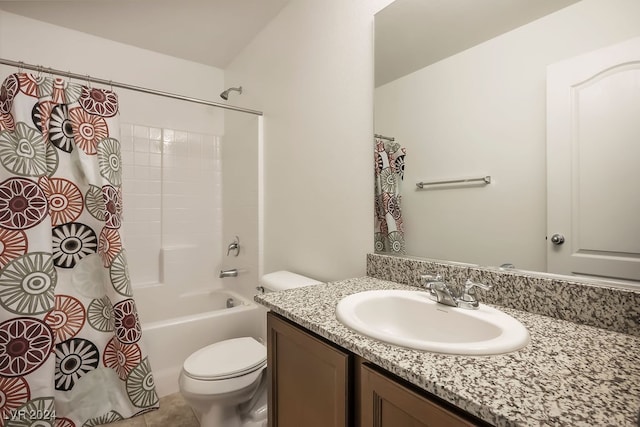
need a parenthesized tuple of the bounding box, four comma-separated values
(374, 0, 640, 286)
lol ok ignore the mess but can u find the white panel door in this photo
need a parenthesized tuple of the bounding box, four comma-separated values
(547, 36, 640, 284)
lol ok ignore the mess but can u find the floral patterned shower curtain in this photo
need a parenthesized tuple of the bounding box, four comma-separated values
(374, 137, 406, 254)
(0, 73, 158, 426)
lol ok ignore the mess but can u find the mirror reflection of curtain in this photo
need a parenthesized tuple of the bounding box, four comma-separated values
(374, 137, 405, 254)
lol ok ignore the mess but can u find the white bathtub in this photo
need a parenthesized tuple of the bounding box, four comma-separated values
(139, 288, 266, 397)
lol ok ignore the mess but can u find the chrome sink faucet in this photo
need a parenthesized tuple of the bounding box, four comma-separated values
(420, 274, 492, 310)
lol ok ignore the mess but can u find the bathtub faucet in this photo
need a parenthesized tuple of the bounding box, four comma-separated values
(219, 269, 238, 278)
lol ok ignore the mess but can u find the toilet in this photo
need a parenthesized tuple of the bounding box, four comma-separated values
(179, 271, 322, 427)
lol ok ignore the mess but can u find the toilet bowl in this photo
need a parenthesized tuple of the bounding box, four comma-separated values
(179, 271, 322, 427)
(179, 337, 267, 427)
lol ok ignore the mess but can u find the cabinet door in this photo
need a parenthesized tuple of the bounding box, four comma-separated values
(267, 312, 351, 427)
(360, 363, 480, 427)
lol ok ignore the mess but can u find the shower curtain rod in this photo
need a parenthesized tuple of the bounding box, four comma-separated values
(0, 57, 263, 116)
(375, 133, 395, 141)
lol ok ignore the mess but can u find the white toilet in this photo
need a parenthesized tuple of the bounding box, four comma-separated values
(179, 271, 322, 427)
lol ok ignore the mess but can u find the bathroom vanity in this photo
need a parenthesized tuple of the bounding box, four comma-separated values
(267, 311, 484, 426)
(255, 256, 640, 427)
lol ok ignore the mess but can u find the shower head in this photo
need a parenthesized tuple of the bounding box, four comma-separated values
(220, 86, 243, 100)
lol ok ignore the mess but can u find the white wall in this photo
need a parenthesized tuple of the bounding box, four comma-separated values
(375, 0, 640, 272)
(225, 0, 393, 283)
(220, 111, 262, 298)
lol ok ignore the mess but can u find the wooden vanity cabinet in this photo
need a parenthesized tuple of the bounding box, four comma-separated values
(267, 312, 351, 427)
(267, 312, 486, 427)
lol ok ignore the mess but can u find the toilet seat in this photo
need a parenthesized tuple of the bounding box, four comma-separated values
(183, 337, 267, 381)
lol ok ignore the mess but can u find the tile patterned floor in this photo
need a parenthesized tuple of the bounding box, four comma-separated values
(102, 393, 199, 427)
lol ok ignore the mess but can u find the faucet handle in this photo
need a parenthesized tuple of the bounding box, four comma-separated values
(227, 236, 240, 257)
(463, 279, 492, 293)
(457, 279, 492, 309)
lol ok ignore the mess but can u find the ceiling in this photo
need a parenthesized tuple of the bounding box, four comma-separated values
(0, 0, 290, 69)
(0, 0, 581, 82)
(375, 0, 581, 86)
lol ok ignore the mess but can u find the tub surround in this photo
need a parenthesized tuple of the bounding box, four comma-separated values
(255, 254, 640, 426)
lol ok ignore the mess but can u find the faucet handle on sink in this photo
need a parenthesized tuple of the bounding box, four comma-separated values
(458, 279, 493, 309)
(464, 279, 492, 292)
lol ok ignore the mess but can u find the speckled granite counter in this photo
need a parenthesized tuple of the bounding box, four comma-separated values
(255, 277, 640, 427)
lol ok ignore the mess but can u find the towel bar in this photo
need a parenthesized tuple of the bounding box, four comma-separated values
(416, 176, 491, 189)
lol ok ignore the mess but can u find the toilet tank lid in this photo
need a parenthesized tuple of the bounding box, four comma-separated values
(260, 270, 322, 292)
(183, 337, 266, 380)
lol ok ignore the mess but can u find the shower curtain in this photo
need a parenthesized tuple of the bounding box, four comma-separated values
(374, 137, 406, 254)
(0, 73, 158, 426)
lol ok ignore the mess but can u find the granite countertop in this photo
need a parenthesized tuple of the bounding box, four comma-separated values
(255, 277, 640, 427)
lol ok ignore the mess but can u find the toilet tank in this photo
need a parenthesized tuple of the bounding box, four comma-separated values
(259, 271, 322, 293)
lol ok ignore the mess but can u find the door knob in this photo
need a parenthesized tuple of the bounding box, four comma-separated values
(550, 233, 565, 245)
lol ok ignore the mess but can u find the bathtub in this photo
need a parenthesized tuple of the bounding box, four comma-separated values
(139, 288, 266, 397)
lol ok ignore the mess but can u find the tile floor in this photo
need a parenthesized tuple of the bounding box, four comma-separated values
(103, 393, 199, 427)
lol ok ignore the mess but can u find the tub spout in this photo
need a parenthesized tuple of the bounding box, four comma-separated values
(219, 269, 238, 278)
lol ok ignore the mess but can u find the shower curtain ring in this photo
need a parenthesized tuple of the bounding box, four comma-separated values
(86, 74, 91, 88)
(18, 61, 24, 73)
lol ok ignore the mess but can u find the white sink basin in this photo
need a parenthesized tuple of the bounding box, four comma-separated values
(336, 289, 529, 355)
